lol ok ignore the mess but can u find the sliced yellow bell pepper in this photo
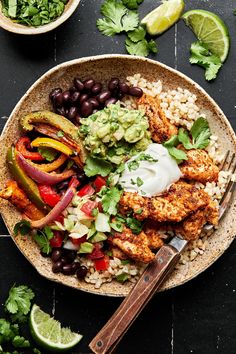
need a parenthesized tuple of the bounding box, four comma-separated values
(31, 138, 74, 156)
(28, 154, 67, 173)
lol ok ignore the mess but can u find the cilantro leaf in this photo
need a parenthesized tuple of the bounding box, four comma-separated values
(163, 135, 179, 148)
(34, 230, 52, 255)
(127, 26, 145, 42)
(125, 36, 157, 57)
(191, 117, 210, 143)
(148, 39, 158, 54)
(189, 41, 222, 81)
(12, 335, 30, 348)
(97, 0, 138, 36)
(126, 216, 143, 234)
(178, 128, 193, 149)
(100, 186, 123, 215)
(122, 0, 143, 10)
(84, 156, 113, 177)
(5, 285, 35, 316)
(165, 146, 188, 164)
(38, 147, 58, 162)
(13, 220, 31, 236)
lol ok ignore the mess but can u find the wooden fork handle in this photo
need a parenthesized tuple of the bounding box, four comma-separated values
(89, 245, 180, 354)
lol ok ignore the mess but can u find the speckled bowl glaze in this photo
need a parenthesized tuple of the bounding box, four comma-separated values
(0, 55, 235, 297)
(0, 0, 80, 35)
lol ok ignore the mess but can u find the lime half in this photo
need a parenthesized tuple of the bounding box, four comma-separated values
(182, 9, 230, 62)
(30, 304, 83, 353)
(141, 0, 185, 35)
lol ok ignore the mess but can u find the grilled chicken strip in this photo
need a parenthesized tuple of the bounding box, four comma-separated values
(109, 226, 155, 263)
(0, 180, 45, 221)
(137, 94, 178, 143)
(180, 148, 219, 183)
(174, 199, 218, 240)
(119, 181, 210, 223)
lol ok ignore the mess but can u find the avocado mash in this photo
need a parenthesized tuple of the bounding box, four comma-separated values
(79, 104, 151, 164)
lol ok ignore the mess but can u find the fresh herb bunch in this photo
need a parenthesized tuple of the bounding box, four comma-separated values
(1, 0, 68, 27)
(97, 0, 157, 57)
(189, 41, 222, 81)
(0, 285, 41, 353)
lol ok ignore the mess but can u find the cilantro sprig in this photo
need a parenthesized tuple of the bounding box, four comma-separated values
(163, 117, 211, 163)
(189, 41, 222, 81)
(33, 226, 54, 255)
(98, 186, 123, 215)
(97, 0, 157, 57)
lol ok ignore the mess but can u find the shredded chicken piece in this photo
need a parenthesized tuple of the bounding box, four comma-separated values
(137, 94, 178, 143)
(0, 180, 45, 220)
(180, 148, 219, 183)
(119, 181, 209, 223)
(109, 226, 155, 263)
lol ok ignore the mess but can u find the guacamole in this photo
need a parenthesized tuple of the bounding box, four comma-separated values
(79, 104, 151, 164)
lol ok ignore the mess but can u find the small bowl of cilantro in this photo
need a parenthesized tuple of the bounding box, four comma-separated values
(0, 0, 81, 34)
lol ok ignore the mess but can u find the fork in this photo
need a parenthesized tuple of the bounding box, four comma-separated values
(89, 151, 236, 354)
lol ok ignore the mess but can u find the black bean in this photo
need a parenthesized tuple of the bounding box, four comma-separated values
(70, 91, 80, 104)
(97, 91, 111, 104)
(71, 262, 80, 273)
(62, 90, 71, 103)
(105, 97, 117, 106)
(57, 179, 69, 191)
(119, 82, 129, 94)
(128, 86, 143, 98)
(74, 78, 84, 91)
(69, 86, 77, 93)
(77, 172, 88, 185)
(116, 92, 124, 100)
(108, 78, 119, 92)
(51, 249, 62, 262)
(68, 106, 78, 120)
(84, 79, 95, 91)
(65, 250, 77, 262)
(52, 261, 63, 273)
(62, 264, 73, 275)
(81, 101, 93, 117)
(92, 82, 102, 95)
(76, 265, 88, 279)
(50, 88, 62, 100)
(60, 257, 68, 265)
(79, 93, 89, 105)
(55, 107, 66, 116)
(53, 92, 64, 107)
(88, 97, 99, 109)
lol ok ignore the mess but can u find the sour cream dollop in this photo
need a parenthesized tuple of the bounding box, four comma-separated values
(119, 143, 182, 197)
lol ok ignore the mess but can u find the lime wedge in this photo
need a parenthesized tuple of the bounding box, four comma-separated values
(141, 0, 185, 35)
(30, 304, 83, 352)
(182, 9, 230, 62)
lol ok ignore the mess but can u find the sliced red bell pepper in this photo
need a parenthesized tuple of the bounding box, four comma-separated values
(50, 231, 64, 248)
(70, 235, 87, 246)
(88, 243, 105, 260)
(16, 136, 44, 161)
(94, 256, 110, 271)
(38, 185, 61, 207)
(81, 200, 98, 216)
(94, 176, 106, 192)
(77, 184, 95, 197)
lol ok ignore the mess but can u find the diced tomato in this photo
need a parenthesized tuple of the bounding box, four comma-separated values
(16, 136, 44, 161)
(77, 184, 95, 197)
(70, 235, 87, 246)
(88, 243, 105, 260)
(69, 177, 80, 188)
(55, 214, 64, 224)
(38, 185, 61, 207)
(94, 176, 106, 192)
(50, 231, 64, 248)
(81, 200, 98, 216)
(94, 256, 110, 271)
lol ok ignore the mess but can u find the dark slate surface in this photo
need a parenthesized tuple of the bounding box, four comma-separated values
(0, 0, 235, 353)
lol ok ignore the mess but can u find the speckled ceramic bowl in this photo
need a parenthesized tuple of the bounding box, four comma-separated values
(0, 0, 80, 35)
(0, 55, 235, 297)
